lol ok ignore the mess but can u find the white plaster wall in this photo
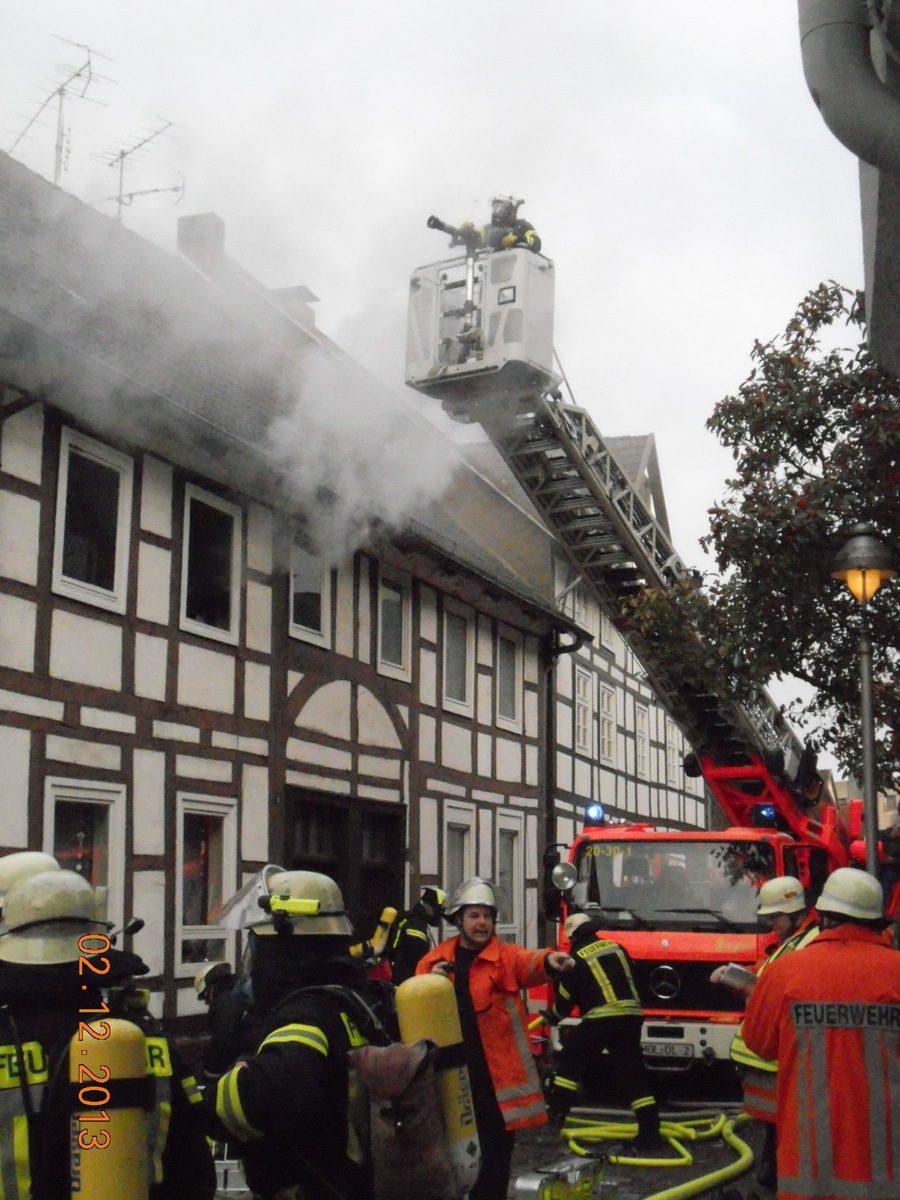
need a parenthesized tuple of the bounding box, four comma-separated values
(358, 567, 371, 664)
(0, 594, 36, 672)
(574, 756, 593, 798)
(177, 644, 235, 713)
(140, 457, 173, 537)
(244, 661, 270, 721)
(419, 586, 437, 644)
(133, 749, 166, 855)
(0, 492, 40, 584)
(524, 637, 539, 684)
(0, 405, 43, 483)
(134, 633, 168, 701)
(419, 796, 439, 875)
(477, 674, 492, 726)
(556, 751, 573, 793)
(50, 611, 122, 691)
(176, 756, 233, 782)
(441, 723, 473, 774)
(495, 738, 522, 784)
(524, 690, 538, 739)
(359, 755, 401, 780)
(555, 699, 572, 749)
(136, 543, 171, 625)
(132, 871, 166, 974)
(334, 563, 354, 659)
(478, 808, 493, 877)
(357, 688, 401, 748)
(525, 744, 538, 787)
(296, 681, 352, 739)
(477, 733, 492, 778)
(46, 735, 122, 773)
(477, 616, 493, 667)
(419, 648, 436, 708)
(241, 763, 270, 861)
(246, 504, 273, 574)
(0, 725, 31, 846)
(419, 714, 436, 762)
(246, 581, 272, 654)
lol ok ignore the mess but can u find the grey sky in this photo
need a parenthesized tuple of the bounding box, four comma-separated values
(2, 1, 863, 574)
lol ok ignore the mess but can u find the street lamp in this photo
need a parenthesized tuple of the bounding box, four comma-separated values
(831, 523, 898, 874)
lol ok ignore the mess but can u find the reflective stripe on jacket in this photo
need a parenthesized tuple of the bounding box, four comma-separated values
(730, 917, 820, 1079)
(0, 1040, 48, 1200)
(417, 936, 550, 1131)
(743, 925, 900, 1200)
(550, 938, 642, 1022)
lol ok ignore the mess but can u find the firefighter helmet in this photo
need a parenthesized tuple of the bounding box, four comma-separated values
(254, 870, 353, 937)
(194, 960, 233, 1000)
(757, 876, 807, 916)
(0, 851, 59, 907)
(817, 867, 883, 922)
(445, 877, 497, 920)
(490, 194, 522, 223)
(420, 886, 447, 927)
(0, 869, 107, 964)
(564, 912, 591, 939)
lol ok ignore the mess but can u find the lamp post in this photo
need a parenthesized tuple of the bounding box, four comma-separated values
(831, 523, 898, 874)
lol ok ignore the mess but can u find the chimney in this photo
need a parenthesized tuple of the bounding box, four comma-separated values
(177, 212, 226, 270)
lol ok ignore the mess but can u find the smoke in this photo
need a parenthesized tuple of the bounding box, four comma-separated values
(266, 344, 460, 564)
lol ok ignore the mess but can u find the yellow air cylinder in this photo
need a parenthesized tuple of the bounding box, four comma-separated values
(70, 1017, 149, 1200)
(368, 907, 398, 959)
(396, 973, 480, 1196)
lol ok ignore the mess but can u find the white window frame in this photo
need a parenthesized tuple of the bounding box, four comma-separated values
(180, 484, 242, 645)
(666, 720, 680, 786)
(174, 792, 237, 978)
(377, 570, 412, 682)
(443, 800, 476, 915)
(289, 541, 332, 648)
(574, 665, 593, 755)
(52, 428, 134, 614)
(636, 703, 650, 780)
(495, 811, 524, 943)
(442, 601, 475, 717)
(495, 626, 523, 733)
(43, 777, 126, 934)
(600, 683, 616, 766)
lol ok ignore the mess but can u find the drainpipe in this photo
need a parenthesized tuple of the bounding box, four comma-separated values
(539, 628, 586, 945)
(798, 0, 900, 171)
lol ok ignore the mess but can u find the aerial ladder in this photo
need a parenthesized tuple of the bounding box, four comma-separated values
(406, 220, 850, 868)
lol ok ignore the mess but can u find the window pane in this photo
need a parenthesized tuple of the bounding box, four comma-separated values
(497, 637, 517, 719)
(62, 450, 120, 591)
(185, 497, 234, 630)
(380, 582, 404, 666)
(182, 812, 224, 925)
(292, 545, 324, 632)
(54, 801, 109, 886)
(496, 829, 517, 924)
(446, 825, 468, 897)
(182, 937, 227, 965)
(444, 612, 468, 702)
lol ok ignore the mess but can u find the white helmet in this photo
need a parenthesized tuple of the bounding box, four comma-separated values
(564, 913, 591, 939)
(0, 852, 60, 908)
(194, 960, 233, 999)
(757, 876, 807, 916)
(817, 868, 883, 922)
(0, 869, 107, 964)
(254, 870, 353, 937)
(445, 877, 497, 921)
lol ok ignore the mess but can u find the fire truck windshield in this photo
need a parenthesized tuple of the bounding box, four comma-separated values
(570, 839, 776, 932)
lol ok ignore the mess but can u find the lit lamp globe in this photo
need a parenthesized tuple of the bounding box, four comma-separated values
(831, 523, 897, 603)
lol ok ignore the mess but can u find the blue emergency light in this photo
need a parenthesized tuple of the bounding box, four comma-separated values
(584, 803, 606, 828)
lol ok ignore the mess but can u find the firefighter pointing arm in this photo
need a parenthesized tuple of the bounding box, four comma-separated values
(430, 195, 542, 254)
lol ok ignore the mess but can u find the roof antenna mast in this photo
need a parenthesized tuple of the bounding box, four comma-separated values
(97, 119, 180, 221)
(8, 37, 113, 184)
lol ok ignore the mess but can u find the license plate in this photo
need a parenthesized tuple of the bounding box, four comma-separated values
(641, 1042, 694, 1059)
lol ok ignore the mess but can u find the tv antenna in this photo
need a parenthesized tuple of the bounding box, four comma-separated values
(96, 118, 180, 221)
(8, 37, 114, 184)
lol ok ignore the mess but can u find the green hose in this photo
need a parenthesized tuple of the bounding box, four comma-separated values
(558, 1109, 755, 1200)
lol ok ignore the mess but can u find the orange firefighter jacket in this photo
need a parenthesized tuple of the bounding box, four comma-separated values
(417, 935, 551, 1131)
(743, 924, 900, 1200)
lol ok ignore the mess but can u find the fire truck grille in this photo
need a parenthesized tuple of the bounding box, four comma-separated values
(632, 959, 739, 1012)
